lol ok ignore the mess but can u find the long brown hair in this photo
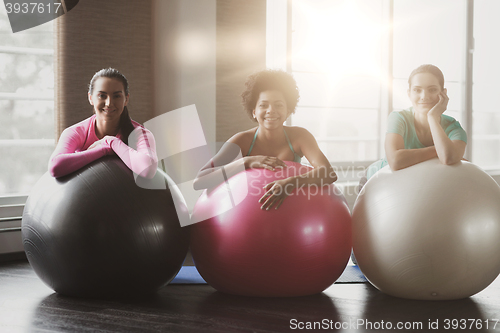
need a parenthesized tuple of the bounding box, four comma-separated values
(408, 64, 445, 90)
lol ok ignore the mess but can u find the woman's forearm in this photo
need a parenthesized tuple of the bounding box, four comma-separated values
(111, 138, 158, 179)
(193, 157, 247, 190)
(428, 115, 463, 165)
(288, 165, 337, 189)
(49, 147, 108, 178)
(387, 146, 438, 171)
(48, 127, 108, 178)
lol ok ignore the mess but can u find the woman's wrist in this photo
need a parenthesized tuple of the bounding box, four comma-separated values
(279, 177, 298, 197)
(427, 112, 442, 122)
(243, 156, 251, 169)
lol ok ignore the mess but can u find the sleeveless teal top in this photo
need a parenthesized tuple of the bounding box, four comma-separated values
(246, 127, 302, 163)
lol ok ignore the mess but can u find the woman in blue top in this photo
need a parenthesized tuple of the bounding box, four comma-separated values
(194, 69, 336, 210)
(361, 64, 467, 190)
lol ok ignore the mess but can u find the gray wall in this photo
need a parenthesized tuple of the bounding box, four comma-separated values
(152, 0, 217, 146)
(151, 0, 267, 211)
(215, 0, 267, 142)
(55, 0, 153, 137)
(152, 0, 267, 146)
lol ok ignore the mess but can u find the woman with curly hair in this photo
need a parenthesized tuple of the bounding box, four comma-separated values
(194, 69, 336, 210)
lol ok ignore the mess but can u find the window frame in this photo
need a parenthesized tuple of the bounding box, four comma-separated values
(276, 0, 488, 182)
(0, 18, 54, 255)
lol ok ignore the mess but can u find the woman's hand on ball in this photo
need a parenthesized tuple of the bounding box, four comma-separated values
(259, 178, 295, 210)
(88, 136, 117, 154)
(244, 156, 287, 171)
(87, 140, 101, 150)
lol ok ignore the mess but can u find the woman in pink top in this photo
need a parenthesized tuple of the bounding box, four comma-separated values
(48, 68, 158, 178)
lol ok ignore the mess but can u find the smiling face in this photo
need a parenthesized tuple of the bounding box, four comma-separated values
(408, 72, 443, 114)
(88, 77, 129, 125)
(252, 90, 289, 129)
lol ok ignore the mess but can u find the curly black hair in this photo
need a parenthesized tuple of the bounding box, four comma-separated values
(241, 70, 300, 122)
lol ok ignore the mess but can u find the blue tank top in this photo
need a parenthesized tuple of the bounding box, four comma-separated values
(246, 127, 302, 163)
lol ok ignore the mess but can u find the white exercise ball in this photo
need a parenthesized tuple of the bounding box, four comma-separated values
(353, 158, 500, 300)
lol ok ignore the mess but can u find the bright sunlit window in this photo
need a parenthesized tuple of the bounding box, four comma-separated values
(267, 0, 500, 173)
(0, 8, 54, 196)
(392, 0, 465, 122)
(291, 0, 385, 164)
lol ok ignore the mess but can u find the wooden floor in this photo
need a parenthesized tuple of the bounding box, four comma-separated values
(1, 260, 500, 332)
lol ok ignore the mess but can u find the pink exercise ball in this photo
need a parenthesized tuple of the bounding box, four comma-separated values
(353, 158, 500, 300)
(190, 161, 352, 297)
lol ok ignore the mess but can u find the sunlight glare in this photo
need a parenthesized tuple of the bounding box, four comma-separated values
(293, 0, 386, 86)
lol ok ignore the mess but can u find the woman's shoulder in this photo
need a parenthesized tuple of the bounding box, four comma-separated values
(227, 127, 258, 145)
(386, 109, 414, 126)
(131, 118, 145, 129)
(127, 119, 156, 147)
(391, 108, 413, 119)
(130, 119, 153, 134)
(441, 113, 459, 125)
(283, 127, 317, 154)
(73, 114, 95, 127)
(56, 115, 95, 149)
(284, 125, 311, 136)
(62, 115, 95, 135)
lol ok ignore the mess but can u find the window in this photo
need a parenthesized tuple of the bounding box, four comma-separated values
(393, 0, 465, 123)
(291, 0, 385, 165)
(0, 6, 54, 255)
(473, 0, 500, 170)
(267, 0, 498, 177)
(0, 8, 54, 197)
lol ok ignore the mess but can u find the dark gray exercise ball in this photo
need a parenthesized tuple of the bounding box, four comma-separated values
(22, 156, 190, 298)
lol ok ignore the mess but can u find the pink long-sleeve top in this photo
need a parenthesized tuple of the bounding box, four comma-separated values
(49, 115, 158, 178)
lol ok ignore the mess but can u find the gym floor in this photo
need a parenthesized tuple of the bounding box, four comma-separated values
(1, 259, 500, 332)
